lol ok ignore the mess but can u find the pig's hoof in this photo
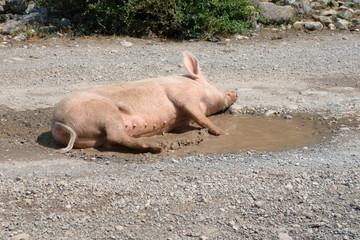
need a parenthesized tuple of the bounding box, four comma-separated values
(210, 130, 222, 136)
(149, 145, 163, 153)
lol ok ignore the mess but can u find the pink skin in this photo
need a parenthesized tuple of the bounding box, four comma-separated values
(52, 52, 238, 153)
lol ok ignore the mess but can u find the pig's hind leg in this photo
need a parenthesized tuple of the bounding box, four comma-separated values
(104, 120, 162, 153)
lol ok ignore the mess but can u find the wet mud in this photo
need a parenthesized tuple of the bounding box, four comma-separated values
(0, 105, 358, 161)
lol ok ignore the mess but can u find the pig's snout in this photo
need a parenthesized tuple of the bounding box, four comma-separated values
(231, 91, 238, 99)
(225, 91, 238, 105)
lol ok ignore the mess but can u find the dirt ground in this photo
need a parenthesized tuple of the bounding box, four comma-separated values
(0, 31, 359, 239)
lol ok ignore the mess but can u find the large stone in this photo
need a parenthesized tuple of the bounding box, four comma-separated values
(25, 0, 37, 14)
(305, 21, 323, 30)
(259, 2, 295, 22)
(291, 0, 312, 14)
(0, 19, 22, 33)
(278, 232, 293, 240)
(313, 15, 332, 26)
(343, 1, 356, 7)
(317, 0, 329, 6)
(5, 0, 25, 14)
(310, 2, 322, 9)
(0, 0, 9, 13)
(334, 18, 350, 30)
(322, 9, 337, 16)
(0, 7, 47, 33)
(293, 21, 306, 29)
(351, 19, 360, 27)
(60, 18, 71, 27)
(342, 10, 353, 19)
(23, 8, 48, 24)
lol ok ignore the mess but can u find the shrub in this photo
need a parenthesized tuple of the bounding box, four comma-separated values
(35, 0, 259, 39)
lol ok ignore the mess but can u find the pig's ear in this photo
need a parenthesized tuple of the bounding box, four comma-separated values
(183, 52, 203, 80)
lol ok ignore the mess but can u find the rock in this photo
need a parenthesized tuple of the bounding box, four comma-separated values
(284, 0, 296, 4)
(339, 5, 349, 11)
(11, 233, 31, 240)
(293, 21, 306, 29)
(317, 0, 329, 6)
(300, 90, 327, 96)
(258, 2, 295, 22)
(289, 0, 312, 14)
(342, 10, 353, 19)
(235, 35, 249, 40)
(25, 0, 37, 14)
(265, 109, 276, 117)
(39, 25, 57, 32)
(322, 9, 337, 16)
(333, 222, 342, 228)
(278, 232, 293, 240)
(329, 0, 339, 7)
(305, 21, 323, 31)
(355, 10, 360, 16)
(352, 19, 360, 27)
(328, 23, 336, 30)
(60, 18, 71, 27)
(0, 0, 9, 13)
(0, 7, 47, 34)
(120, 40, 133, 47)
(343, 1, 356, 7)
(285, 183, 293, 190)
(308, 222, 326, 228)
(6, 0, 25, 14)
(13, 32, 26, 41)
(334, 18, 350, 30)
(23, 8, 48, 24)
(310, 2, 322, 9)
(313, 15, 332, 26)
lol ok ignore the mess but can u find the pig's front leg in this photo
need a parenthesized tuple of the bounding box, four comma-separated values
(174, 98, 225, 135)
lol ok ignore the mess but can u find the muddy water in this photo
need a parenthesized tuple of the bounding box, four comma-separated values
(160, 113, 329, 156)
(184, 114, 328, 154)
(0, 105, 331, 159)
(81, 113, 330, 158)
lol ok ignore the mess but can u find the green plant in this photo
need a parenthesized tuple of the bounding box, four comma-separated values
(0, 14, 8, 23)
(34, 0, 259, 39)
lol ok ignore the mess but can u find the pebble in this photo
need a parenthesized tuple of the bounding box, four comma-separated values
(285, 183, 293, 190)
(120, 40, 133, 47)
(12, 233, 31, 240)
(278, 232, 293, 240)
(333, 223, 342, 228)
(235, 35, 249, 40)
(13, 33, 27, 41)
(308, 222, 326, 228)
(300, 90, 327, 96)
(265, 109, 276, 117)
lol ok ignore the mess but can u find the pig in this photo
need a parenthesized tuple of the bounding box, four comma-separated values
(51, 52, 238, 153)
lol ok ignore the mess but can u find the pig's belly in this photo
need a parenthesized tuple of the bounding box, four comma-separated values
(121, 112, 186, 137)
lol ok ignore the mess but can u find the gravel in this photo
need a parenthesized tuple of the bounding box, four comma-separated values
(0, 31, 359, 239)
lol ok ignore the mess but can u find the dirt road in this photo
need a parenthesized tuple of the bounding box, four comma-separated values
(0, 31, 359, 239)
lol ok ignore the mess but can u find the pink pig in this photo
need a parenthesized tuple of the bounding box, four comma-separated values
(52, 52, 238, 153)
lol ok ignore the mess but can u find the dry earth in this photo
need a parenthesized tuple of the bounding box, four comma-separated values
(0, 31, 360, 239)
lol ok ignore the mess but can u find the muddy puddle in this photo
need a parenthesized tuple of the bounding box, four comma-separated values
(1, 105, 352, 161)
